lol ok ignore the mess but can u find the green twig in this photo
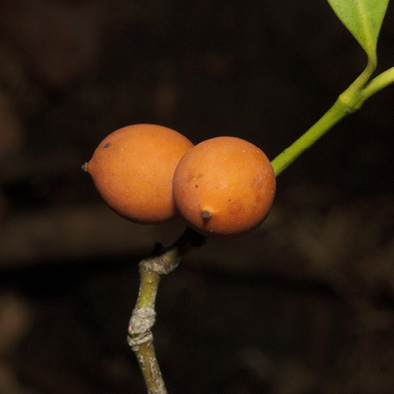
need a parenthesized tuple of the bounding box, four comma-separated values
(271, 59, 394, 176)
(127, 227, 206, 394)
(363, 66, 394, 100)
(270, 97, 349, 176)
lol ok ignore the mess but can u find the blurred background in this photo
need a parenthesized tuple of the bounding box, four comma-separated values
(0, 0, 393, 393)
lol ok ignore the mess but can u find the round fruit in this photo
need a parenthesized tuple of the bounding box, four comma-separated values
(84, 124, 193, 223)
(173, 136, 276, 236)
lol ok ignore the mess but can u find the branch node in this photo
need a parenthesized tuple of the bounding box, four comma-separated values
(128, 307, 156, 347)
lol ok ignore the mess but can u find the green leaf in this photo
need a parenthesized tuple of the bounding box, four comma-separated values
(327, 0, 390, 58)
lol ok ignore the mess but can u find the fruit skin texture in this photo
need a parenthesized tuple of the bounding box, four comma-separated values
(86, 124, 194, 223)
(173, 136, 276, 236)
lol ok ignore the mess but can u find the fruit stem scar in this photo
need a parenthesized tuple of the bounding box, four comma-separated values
(201, 210, 211, 220)
(81, 162, 89, 172)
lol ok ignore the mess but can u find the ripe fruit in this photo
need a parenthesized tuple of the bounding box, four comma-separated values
(173, 136, 276, 236)
(84, 124, 193, 223)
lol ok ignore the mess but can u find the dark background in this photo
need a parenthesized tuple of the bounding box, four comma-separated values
(0, 1, 393, 393)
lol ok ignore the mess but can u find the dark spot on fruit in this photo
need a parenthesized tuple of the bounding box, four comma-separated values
(103, 143, 110, 148)
(228, 201, 242, 214)
(195, 184, 199, 188)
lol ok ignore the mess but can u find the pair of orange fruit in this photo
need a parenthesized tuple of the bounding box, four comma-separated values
(84, 124, 276, 237)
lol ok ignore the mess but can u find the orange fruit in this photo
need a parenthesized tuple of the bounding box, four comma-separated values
(173, 136, 276, 236)
(84, 124, 193, 223)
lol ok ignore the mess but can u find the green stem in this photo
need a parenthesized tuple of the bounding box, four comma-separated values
(363, 66, 394, 101)
(338, 56, 376, 110)
(271, 57, 394, 177)
(127, 228, 206, 394)
(135, 341, 166, 394)
(128, 259, 170, 394)
(271, 98, 349, 176)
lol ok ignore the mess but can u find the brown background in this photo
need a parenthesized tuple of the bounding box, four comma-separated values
(0, 1, 393, 393)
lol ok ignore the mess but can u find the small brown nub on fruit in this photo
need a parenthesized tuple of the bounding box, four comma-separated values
(201, 210, 211, 220)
